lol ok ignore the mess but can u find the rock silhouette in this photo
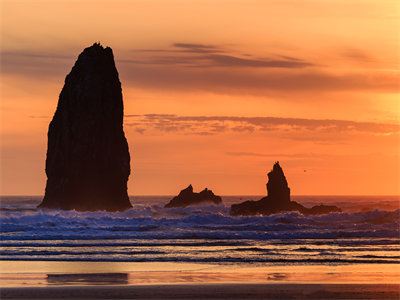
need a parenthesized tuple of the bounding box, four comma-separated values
(230, 162, 341, 216)
(165, 185, 222, 208)
(38, 43, 132, 211)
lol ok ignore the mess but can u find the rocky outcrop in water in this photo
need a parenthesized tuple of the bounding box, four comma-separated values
(230, 162, 341, 216)
(165, 185, 222, 208)
(38, 43, 132, 211)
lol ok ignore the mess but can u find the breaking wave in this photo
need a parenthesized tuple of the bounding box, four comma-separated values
(1, 197, 399, 264)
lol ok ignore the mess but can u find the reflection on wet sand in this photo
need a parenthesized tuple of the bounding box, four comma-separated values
(47, 273, 128, 285)
(267, 273, 287, 281)
(45, 271, 296, 285)
(0, 262, 399, 287)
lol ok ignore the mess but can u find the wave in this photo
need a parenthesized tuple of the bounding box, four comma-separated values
(0, 256, 398, 264)
(1, 206, 399, 241)
(1, 203, 399, 264)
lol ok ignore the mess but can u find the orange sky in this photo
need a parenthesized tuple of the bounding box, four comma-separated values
(1, 0, 399, 195)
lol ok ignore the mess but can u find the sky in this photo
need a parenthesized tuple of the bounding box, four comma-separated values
(1, 0, 399, 196)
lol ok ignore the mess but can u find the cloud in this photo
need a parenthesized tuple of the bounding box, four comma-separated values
(2, 43, 399, 95)
(121, 43, 398, 94)
(124, 114, 400, 139)
(119, 65, 399, 95)
(1, 51, 72, 60)
(341, 48, 373, 62)
(1, 50, 73, 79)
(133, 43, 223, 54)
(173, 43, 223, 54)
(201, 53, 312, 68)
(128, 43, 313, 69)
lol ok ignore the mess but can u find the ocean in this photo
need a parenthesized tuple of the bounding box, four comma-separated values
(1, 195, 399, 265)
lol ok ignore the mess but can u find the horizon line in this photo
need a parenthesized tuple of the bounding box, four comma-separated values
(1, 194, 399, 197)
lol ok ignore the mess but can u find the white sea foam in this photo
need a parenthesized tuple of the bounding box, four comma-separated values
(0, 197, 399, 263)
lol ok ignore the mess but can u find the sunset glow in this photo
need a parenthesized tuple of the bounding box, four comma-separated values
(1, 0, 399, 195)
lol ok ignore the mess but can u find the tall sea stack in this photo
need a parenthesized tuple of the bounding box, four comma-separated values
(38, 43, 132, 211)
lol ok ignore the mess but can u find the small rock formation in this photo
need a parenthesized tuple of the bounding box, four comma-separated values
(230, 162, 341, 216)
(265, 162, 291, 206)
(165, 185, 222, 208)
(38, 43, 132, 211)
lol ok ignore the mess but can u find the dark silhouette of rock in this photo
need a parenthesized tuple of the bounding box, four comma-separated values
(230, 162, 341, 216)
(38, 43, 132, 212)
(265, 162, 291, 206)
(306, 204, 342, 215)
(165, 185, 222, 208)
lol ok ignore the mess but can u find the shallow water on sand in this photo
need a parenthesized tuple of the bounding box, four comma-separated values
(1, 261, 399, 287)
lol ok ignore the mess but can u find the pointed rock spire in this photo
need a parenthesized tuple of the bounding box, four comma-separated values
(266, 161, 290, 205)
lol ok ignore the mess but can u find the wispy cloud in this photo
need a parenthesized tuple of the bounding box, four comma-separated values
(3, 43, 399, 95)
(1, 50, 74, 79)
(121, 67, 398, 96)
(130, 43, 312, 69)
(120, 43, 400, 94)
(173, 43, 223, 54)
(341, 48, 373, 62)
(118, 46, 399, 94)
(125, 114, 400, 140)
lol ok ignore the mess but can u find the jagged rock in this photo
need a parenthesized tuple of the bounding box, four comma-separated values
(305, 204, 342, 215)
(165, 185, 222, 208)
(230, 162, 341, 216)
(38, 43, 132, 211)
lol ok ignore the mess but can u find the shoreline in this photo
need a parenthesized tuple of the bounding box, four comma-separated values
(2, 283, 399, 299)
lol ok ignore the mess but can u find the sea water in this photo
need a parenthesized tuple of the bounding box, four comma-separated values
(0, 196, 399, 264)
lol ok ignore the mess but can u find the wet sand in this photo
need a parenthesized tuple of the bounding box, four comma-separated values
(2, 284, 399, 299)
(1, 261, 399, 286)
(1, 261, 399, 299)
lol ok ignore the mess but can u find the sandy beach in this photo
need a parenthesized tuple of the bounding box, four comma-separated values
(1, 261, 399, 299)
(2, 283, 399, 299)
